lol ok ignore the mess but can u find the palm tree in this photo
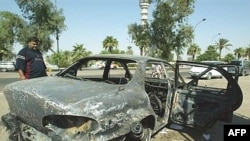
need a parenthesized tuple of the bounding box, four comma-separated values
(128, 24, 151, 56)
(102, 36, 118, 53)
(187, 43, 201, 61)
(223, 53, 235, 63)
(214, 38, 232, 60)
(63, 50, 73, 66)
(234, 47, 245, 59)
(72, 44, 92, 62)
(245, 45, 250, 60)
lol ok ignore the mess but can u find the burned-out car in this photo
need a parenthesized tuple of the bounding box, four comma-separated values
(2, 54, 243, 141)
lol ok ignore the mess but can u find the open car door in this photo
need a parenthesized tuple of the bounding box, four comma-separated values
(169, 61, 243, 132)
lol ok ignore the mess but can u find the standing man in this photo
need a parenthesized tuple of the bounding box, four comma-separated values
(16, 36, 47, 80)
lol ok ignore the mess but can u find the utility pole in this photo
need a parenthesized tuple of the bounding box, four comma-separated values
(191, 18, 206, 61)
(193, 18, 206, 44)
(210, 33, 221, 45)
(55, 0, 60, 67)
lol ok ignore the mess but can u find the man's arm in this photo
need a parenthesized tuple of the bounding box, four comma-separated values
(16, 48, 27, 80)
(18, 69, 26, 80)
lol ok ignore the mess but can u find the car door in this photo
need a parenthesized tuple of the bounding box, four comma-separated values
(169, 61, 243, 132)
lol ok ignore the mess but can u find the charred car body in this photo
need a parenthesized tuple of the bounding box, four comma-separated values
(2, 54, 243, 141)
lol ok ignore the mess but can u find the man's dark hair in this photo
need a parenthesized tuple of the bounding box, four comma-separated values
(27, 36, 39, 43)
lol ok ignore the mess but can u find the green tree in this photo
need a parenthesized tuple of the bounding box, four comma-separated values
(151, 0, 194, 61)
(72, 44, 92, 62)
(57, 51, 73, 67)
(0, 41, 11, 60)
(0, 38, 10, 60)
(0, 11, 26, 60)
(100, 48, 125, 54)
(47, 44, 92, 68)
(223, 53, 235, 63)
(215, 38, 232, 60)
(245, 45, 250, 60)
(14, 0, 66, 52)
(128, 23, 151, 56)
(234, 47, 245, 59)
(196, 45, 219, 61)
(129, 0, 194, 60)
(112, 48, 125, 54)
(100, 50, 110, 54)
(102, 36, 118, 53)
(174, 25, 193, 60)
(187, 43, 201, 61)
(47, 51, 65, 68)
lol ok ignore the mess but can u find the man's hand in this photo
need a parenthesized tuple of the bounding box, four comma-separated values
(20, 75, 26, 80)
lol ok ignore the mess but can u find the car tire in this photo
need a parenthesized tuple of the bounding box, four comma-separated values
(124, 122, 152, 141)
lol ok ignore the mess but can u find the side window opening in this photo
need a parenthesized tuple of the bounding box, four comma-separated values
(79, 59, 104, 79)
(108, 61, 128, 84)
(62, 58, 137, 85)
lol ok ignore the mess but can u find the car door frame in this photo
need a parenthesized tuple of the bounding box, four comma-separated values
(169, 61, 243, 132)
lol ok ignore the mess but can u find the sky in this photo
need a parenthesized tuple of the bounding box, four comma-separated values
(0, 0, 250, 60)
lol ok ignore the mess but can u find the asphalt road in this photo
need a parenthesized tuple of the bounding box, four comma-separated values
(0, 71, 249, 141)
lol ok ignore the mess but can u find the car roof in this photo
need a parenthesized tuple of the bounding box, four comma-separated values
(82, 54, 164, 62)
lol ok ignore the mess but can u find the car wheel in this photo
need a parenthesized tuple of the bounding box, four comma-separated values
(206, 73, 212, 80)
(122, 122, 152, 141)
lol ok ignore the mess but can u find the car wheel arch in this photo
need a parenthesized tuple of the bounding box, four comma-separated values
(140, 115, 156, 130)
